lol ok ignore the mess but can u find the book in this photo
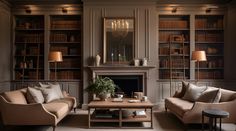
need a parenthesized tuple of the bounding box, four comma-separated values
(134, 110, 146, 118)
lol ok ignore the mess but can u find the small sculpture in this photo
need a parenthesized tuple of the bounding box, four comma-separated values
(95, 54, 101, 66)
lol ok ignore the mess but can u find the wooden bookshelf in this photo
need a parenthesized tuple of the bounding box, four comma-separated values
(13, 15, 44, 80)
(49, 15, 82, 80)
(159, 15, 190, 80)
(195, 15, 224, 79)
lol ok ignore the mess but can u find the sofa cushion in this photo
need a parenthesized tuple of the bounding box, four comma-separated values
(165, 97, 194, 117)
(197, 88, 221, 103)
(182, 83, 207, 102)
(26, 87, 44, 104)
(50, 98, 74, 110)
(3, 90, 27, 104)
(43, 102, 69, 118)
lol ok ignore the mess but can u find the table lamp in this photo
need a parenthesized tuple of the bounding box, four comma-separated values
(48, 51, 63, 81)
(191, 51, 207, 82)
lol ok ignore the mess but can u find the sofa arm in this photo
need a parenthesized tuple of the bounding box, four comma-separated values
(183, 100, 236, 123)
(0, 95, 57, 126)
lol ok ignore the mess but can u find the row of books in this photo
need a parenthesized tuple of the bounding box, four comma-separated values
(51, 20, 80, 29)
(198, 60, 223, 68)
(196, 33, 224, 42)
(196, 47, 221, 55)
(195, 19, 223, 29)
(159, 32, 189, 42)
(196, 71, 223, 79)
(50, 47, 80, 55)
(160, 59, 190, 68)
(15, 34, 44, 43)
(93, 109, 147, 119)
(15, 71, 43, 80)
(159, 71, 188, 79)
(50, 33, 80, 42)
(50, 71, 81, 79)
(159, 20, 188, 28)
(49, 59, 80, 68)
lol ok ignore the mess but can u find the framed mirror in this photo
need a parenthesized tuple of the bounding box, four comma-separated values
(103, 17, 134, 65)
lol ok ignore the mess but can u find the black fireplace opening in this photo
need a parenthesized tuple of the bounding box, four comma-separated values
(101, 75, 143, 97)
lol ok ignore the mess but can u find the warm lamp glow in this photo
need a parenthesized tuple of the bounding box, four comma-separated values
(191, 50, 207, 82)
(48, 51, 63, 62)
(191, 51, 207, 61)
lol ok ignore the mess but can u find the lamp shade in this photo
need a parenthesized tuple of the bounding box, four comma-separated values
(191, 51, 207, 61)
(48, 51, 63, 62)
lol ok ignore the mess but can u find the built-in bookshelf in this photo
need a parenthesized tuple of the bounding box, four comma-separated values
(14, 15, 44, 80)
(195, 15, 224, 79)
(159, 15, 190, 80)
(13, 15, 82, 81)
(49, 15, 82, 80)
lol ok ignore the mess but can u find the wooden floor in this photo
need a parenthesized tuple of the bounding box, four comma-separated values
(0, 109, 235, 131)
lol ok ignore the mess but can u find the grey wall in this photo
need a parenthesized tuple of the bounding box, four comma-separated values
(82, 0, 158, 107)
(0, 0, 11, 92)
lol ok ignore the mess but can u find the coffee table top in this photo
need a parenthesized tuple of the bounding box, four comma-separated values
(88, 98, 153, 108)
(202, 109, 229, 118)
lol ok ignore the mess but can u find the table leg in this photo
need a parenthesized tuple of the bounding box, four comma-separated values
(202, 113, 204, 131)
(151, 108, 153, 129)
(119, 108, 122, 127)
(214, 118, 217, 131)
(88, 108, 91, 128)
(220, 118, 222, 131)
(209, 117, 213, 131)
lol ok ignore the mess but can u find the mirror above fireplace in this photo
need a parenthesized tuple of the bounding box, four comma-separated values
(103, 17, 135, 65)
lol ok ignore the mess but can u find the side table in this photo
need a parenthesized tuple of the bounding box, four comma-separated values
(202, 109, 229, 131)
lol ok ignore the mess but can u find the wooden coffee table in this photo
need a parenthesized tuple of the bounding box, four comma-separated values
(88, 98, 154, 128)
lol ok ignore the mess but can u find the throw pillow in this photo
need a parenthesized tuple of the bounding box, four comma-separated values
(197, 88, 221, 103)
(182, 83, 207, 102)
(48, 83, 64, 98)
(26, 87, 44, 104)
(40, 87, 60, 103)
(39, 82, 64, 98)
(173, 81, 189, 98)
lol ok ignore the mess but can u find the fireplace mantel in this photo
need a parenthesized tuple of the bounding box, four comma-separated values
(88, 65, 155, 71)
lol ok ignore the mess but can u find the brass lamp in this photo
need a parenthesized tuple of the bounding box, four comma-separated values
(48, 51, 63, 80)
(191, 51, 207, 82)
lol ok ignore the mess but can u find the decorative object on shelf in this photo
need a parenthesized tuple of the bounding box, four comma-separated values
(142, 58, 148, 66)
(85, 77, 116, 101)
(95, 54, 101, 66)
(134, 59, 140, 66)
(103, 17, 134, 65)
(191, 50, 207, 82)
(48, 51, 63, 81)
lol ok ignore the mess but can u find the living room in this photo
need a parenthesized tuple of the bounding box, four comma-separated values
(0, 0, 236, 130)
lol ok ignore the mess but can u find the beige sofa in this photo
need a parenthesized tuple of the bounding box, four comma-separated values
(0, 88, 77, 131)
(165, 87, 236, 124)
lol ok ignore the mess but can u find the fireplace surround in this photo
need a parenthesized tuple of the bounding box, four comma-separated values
(88, 65, 155, 96)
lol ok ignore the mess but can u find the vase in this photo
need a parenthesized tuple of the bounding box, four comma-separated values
(98, 94, 109, 101)
(95, 54, 101, 66)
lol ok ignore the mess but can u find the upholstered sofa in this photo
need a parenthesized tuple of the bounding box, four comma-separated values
(165, 82, 236, 124)
(0, 87, 77, 131)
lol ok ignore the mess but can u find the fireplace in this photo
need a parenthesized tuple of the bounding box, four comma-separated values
(102, 75, 143, 97)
